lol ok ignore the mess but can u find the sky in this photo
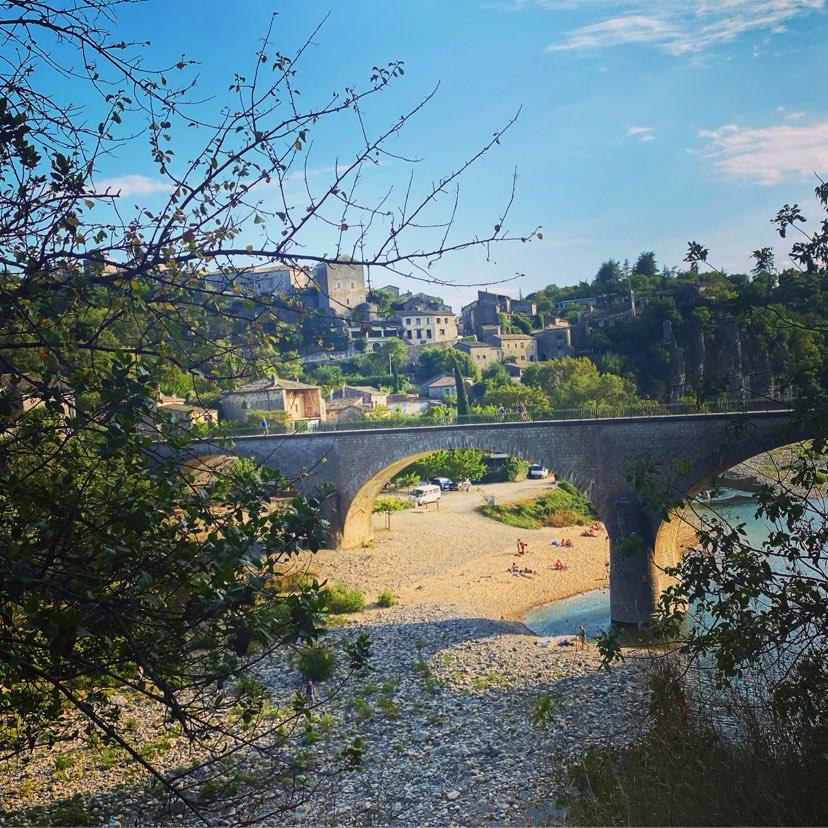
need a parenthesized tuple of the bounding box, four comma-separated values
(82, 0, 828, 307)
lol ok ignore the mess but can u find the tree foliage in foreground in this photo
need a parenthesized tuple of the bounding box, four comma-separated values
(593, 186, 828, 822)
(0, 1, 533, 818)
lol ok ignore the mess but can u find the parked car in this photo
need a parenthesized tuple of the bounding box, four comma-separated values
(527, 464, 549, 479)
(429, 477, 456, 491)
(409, 484, 442, 506)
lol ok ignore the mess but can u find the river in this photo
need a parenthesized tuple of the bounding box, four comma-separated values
(523, 482, 821, 638)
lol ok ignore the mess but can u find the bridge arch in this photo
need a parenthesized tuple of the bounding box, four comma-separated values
(339, 445, 590, 549)
(614, 427, 810, 627)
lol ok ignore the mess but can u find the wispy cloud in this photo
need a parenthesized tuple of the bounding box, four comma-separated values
(697, 120, 828, 185)
(627, 125, 656, 141)
(94, 174, 172, 197)
(540, 0, 824, 55)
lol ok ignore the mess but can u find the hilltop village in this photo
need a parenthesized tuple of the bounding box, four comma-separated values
(155, 252, 810, 432)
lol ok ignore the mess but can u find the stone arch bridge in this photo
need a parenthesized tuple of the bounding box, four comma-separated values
(172, 410, 799, 626)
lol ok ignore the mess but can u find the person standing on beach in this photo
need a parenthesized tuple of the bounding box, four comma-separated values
(577, 624, 586, 650)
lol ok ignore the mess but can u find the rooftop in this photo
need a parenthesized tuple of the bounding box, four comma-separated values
(333, 384, 386, 396)
(457, 340, 498, 349)
(396, 309, 455, 317)
(225, 375, 320, 394)
(387, 393, 427, 402)
(422, 373, 456, 387)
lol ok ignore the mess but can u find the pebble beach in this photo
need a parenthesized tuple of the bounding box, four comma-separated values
(1, 480, 655, 826)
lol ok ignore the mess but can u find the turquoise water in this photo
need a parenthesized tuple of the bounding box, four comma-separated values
(522, 485, 816, 639)
(523, 588, 610, 639)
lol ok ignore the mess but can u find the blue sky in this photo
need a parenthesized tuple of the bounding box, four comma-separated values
(90, 0, 827, 307)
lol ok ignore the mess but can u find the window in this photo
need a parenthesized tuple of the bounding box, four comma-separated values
(436, 317, 441, 323)
(406, 330, 412, 339)
(416, 329, 422, 339)
(416, 317, 421, 325)
(426, 330, 432, 338)
(350, 281, 355, 289)
(336, 281, 341, 290)
(406, 318, 412, 325)
(439, 329, 445, 336)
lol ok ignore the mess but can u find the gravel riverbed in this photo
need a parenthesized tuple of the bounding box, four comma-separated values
(1, 481, 652, 826)
(256, 603, 651, 827)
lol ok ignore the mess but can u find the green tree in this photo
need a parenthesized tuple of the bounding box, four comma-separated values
(454, 358, 470, 417)
(523, 357, 640, 409)
(364, 337, 408, 374)
(311, 364, 346, 391)
(373, 496, 410, 530)
(594, 259, 624, 294)
(482, 383, 548, 412)
(416, 347, 479, 381)
(406, 449, 488, 482)
(511, 312, 534, 334)
(633, 250, 658, 278)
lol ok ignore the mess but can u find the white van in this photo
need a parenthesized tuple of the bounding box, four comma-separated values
(409, 484, 442, 506)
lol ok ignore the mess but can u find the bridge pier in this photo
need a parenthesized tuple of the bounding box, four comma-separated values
(605, 494, 660, 626)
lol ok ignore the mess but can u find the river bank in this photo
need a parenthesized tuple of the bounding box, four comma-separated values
(299, 479, 611, 622)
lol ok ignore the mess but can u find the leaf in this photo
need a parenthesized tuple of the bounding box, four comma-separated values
(294, 139, 302, 151)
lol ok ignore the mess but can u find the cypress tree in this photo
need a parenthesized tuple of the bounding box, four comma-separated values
(392, 362, 401, 393)
(453, 358, 470, 419)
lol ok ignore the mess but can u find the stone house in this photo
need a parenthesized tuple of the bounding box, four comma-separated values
(484, 332, 538, 364)
(325, 398, 370, 423)
(386, 394, 432, 415)
(313, 257, 367, 317)
(395, 309, 458, 347)
(219, 376, 326, 426)
(503, 362, 525, 382)
(328, 385, 388, 409)
(533, 319, 573, 361)
(157, 394, 218, 429)
(454, 340, 501, 370)
(0, 375, 76, 424)
(420, 373, 473, 400)
(461, 290, 537, 339)
(207, 264, 311, 296)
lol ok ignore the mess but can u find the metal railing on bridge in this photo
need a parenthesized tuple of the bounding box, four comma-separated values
(220, 396, 795, 437)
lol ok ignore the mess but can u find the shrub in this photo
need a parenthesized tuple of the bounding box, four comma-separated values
(561, 662, 828, 827)
(504, 455, 530, 481)
(243, 409, 293, 433)
(390, 471, 420, 489)
(378, 697, 401, 719)
(373, 496, 411, 530)
(479, 482, 593, 529)
(377, 589, 397, 608)
(322, 583, 365, 613)
(53, 753, 75, 773)
(297, 645, 336, 682)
